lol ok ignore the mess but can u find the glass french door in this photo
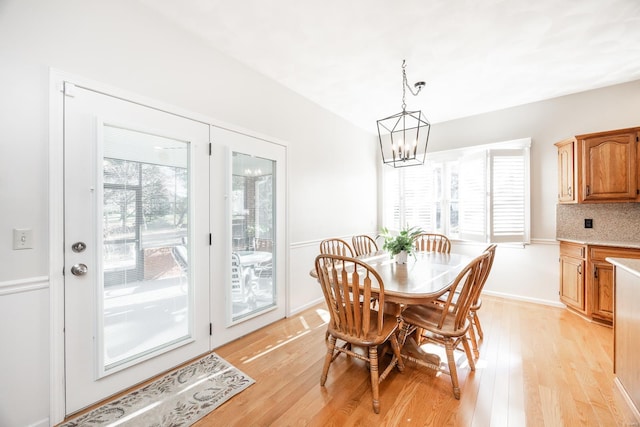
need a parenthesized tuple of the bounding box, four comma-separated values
(63, 84, 210, 414)
(62, 83, 287, 414)
(209, 126, 286, 348)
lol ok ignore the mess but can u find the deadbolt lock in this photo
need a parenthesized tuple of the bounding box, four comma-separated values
(71, 242, 87, 253)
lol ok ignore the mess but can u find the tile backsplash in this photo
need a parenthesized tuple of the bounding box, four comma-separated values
(556, 203, 640, 243)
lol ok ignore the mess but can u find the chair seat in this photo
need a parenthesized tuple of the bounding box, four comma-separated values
(328, 311, 399, 346)
(402, 303, 470, 338)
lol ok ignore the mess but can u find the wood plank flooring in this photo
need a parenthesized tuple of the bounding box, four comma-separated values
(200, 296, 639, 426)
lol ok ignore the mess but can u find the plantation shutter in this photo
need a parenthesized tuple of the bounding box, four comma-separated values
(490, 148, 530, 243)
(458, 151, 487, 241)
(402, 165, 434, 231)
(383, 166, 401, 231)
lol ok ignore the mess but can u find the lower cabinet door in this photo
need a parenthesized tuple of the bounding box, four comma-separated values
(591, 261, 614, 322)
(560, 255, 585, 312)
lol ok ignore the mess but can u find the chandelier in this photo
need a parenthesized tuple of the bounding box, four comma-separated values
(377, 60, 430, 168)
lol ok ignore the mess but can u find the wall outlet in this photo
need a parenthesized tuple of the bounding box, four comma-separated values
(13, 228, 33, 250)
(584, 218, 593, 229)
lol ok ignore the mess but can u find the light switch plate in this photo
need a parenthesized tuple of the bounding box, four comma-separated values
(13, 228, 33, 250)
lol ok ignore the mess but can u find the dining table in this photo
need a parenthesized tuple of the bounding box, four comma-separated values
(353, 250, 473, 304)
(311, 249, 475, 371)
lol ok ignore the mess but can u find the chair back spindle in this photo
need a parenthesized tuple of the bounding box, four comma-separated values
(413, 233, 451, 253)
(352, 235, 379, 256)
(431, 251, 490, 331)
(316, 255, 384, 337)
(320, 238, 355, 257)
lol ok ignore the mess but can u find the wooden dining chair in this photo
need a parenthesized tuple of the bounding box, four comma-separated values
(352, 234, 379, 256)
(413, 233, 451, 253)
(320, 238, 368, 331)
(466, 244, 497, 358)
(320, 238, 355, 257)
(315, 254, 404, 414)
(399, 251, 491, 399)
(434, 243, 496, 358)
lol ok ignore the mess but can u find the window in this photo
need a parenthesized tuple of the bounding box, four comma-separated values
(382, 138, 531, 244)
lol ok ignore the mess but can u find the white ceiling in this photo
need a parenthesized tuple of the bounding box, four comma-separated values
(139, 0, 640, 133)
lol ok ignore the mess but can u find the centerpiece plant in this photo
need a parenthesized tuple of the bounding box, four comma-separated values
(379, 225, 423, 264)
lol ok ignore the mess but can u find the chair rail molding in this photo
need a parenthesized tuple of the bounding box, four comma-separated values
(0, 276, 49, 296)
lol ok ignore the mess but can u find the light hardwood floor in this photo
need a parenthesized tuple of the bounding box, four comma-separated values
(199, 296, 639, 426)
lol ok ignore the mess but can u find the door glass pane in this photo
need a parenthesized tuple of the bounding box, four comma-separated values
(102, 125, 190, 371)
(231, 152, 275, 322)
(103, 187, 138, 274)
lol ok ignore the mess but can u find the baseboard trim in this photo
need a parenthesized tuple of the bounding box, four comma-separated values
(482, 290, 564, 308)
(0, 276, 49, 296)
(27, 418, 50, 427)
(288, 297, 325, 316)
(614, 377, 640, 424)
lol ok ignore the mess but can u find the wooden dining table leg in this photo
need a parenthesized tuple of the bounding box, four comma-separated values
(397, 322, 441, 371)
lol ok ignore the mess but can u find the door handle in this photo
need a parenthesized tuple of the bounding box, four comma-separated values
(71, 263, 88, 276)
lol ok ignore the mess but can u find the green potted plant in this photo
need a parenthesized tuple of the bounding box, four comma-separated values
(379, 225, 423, 264)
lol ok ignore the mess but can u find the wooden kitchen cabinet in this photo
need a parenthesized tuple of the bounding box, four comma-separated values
(556, 138, 576, 203)
(637, 131, 640, 194)
(582, 130, 637, 201)
(559, 241, 586, 312)
(559, 241, 640, 325)
(555, 127, 640, 203)
(588, 246, 640, 324)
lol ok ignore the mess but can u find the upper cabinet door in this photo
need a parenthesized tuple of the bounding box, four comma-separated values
(580, 130, 637, 201)
(556, 138, 576, 203)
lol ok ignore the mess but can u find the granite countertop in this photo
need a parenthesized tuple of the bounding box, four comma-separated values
(557, 238, 640, 250)
(607, 257, 640, 278)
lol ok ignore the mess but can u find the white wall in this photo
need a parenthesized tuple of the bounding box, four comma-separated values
(2, 0, 640, 424)
(0, 0, 376, 425)
(0, 281, 50, 427)
(0, 0, 377, 283)
(428, 79, 640, 304)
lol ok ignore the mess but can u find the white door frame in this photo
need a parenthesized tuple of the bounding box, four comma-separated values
(49, 69, 290, 425)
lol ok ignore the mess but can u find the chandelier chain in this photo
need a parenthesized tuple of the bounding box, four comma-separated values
(401, 59, 423, 111)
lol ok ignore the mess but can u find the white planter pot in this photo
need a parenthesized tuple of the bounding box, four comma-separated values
(395, 250, 408, 264)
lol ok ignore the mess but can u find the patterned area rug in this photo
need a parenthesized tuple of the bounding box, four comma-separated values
(60, 353, 254, 426)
